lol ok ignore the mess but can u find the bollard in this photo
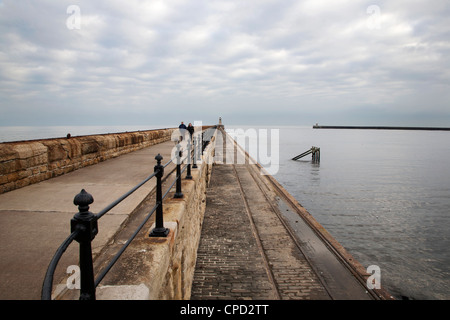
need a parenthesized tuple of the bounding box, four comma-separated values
(174, 144, 184, 198)
(71, 189, 98, 300)
(149, 154, 169, 237)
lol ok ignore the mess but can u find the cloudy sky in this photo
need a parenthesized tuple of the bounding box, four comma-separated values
(0, 0, 449, 126)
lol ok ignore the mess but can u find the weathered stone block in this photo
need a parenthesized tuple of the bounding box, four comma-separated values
(0, 160, 17, 175)
(0, 145, 16, 162)
(44, 141, 67, 162)
(6, 172, 19, 183)
(15, 142, 47, 159)
(15, 178, 30, 189)
(81, 139, 100, 155)
(18, 169, 32, 179)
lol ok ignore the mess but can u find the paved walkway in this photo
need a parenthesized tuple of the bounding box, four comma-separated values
(0, 140, 176, 300)
(191, 164, 329, 300)
(191, 129, 374, 300)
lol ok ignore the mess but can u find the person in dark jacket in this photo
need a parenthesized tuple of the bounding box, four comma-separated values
(187, 123, 194, 139)
(178, 122, 187, 141)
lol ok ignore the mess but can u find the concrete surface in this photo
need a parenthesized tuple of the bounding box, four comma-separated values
(0, 140, 176, 299)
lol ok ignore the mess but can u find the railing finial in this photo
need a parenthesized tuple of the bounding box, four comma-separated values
(74, 189, 94, 213)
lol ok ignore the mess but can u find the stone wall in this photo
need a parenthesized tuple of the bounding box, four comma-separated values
(149, 135, 216, 299)
(0, 129, 176, 194)
(89, 129, 218, 300)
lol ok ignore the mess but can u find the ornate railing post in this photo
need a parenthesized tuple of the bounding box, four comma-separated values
(71, 189, 98, 300)
(201, 132, 205, 151)
(192, 134, 198, 169)
(149, 154, 169, 237)
(186, 138, 192, 179)
(174, 144, 184, 198)
(196, 135, 202, 163)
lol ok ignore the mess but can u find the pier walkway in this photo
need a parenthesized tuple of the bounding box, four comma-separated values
(0, 140, 176, 299)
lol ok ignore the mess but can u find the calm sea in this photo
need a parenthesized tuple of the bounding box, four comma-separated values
(1, 125, 449, 299)
(227, 125, 450, 300)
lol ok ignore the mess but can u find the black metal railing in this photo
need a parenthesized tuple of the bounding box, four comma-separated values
(41, 127, 216, 300)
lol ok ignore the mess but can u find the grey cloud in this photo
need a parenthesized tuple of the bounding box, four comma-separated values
(0, 0, 450, 126)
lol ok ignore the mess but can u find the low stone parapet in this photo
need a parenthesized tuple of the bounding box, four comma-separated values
(0, 129, 175, 194)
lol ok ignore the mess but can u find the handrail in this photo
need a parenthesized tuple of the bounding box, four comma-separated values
(162, 173, 179, 200)
(97, 171, 158, 220)
(41, 229, 80, 300)
(163, 158, 173, 168)
(41, 127, 216, 300)
(94, 203, 159, 287)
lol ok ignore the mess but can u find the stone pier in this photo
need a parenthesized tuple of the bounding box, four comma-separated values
(0, 125, 393, 300)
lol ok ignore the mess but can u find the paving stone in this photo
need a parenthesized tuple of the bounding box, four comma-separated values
(190, 162, 330, 300)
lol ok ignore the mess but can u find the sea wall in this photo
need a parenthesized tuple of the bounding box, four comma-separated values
(0, 129, 176, 194)
(89, 130, 217, 300)
(147, 133, 216, 299)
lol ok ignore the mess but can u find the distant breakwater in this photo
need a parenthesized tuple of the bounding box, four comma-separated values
(313, 125, 450, 131)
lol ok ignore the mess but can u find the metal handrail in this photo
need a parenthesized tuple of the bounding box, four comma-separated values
(96, 171, 158, 220)
(41, 229, 80, 300)
(94, 203, 159, 287)
(41, 128, 216, 300)
(95, 150, 191, 285)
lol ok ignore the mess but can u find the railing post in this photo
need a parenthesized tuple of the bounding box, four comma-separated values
(71, 189, 98, 300)
(196, 135, 202, 164)
(192, 134, 198, 169)
(186, 138, 192, 179)
(149, 154, 169, 237)
(174, 143, 184, 198)
(202, 132, 205, 152)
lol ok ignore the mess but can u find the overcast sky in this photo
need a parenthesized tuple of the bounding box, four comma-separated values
(1, 0, 449, 127)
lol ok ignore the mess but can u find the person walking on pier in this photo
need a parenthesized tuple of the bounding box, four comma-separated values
(179, 121, 187, 141)
(187, 123, 194, 139)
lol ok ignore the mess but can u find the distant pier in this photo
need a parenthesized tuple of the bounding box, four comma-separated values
(313, 124, 450, 131)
